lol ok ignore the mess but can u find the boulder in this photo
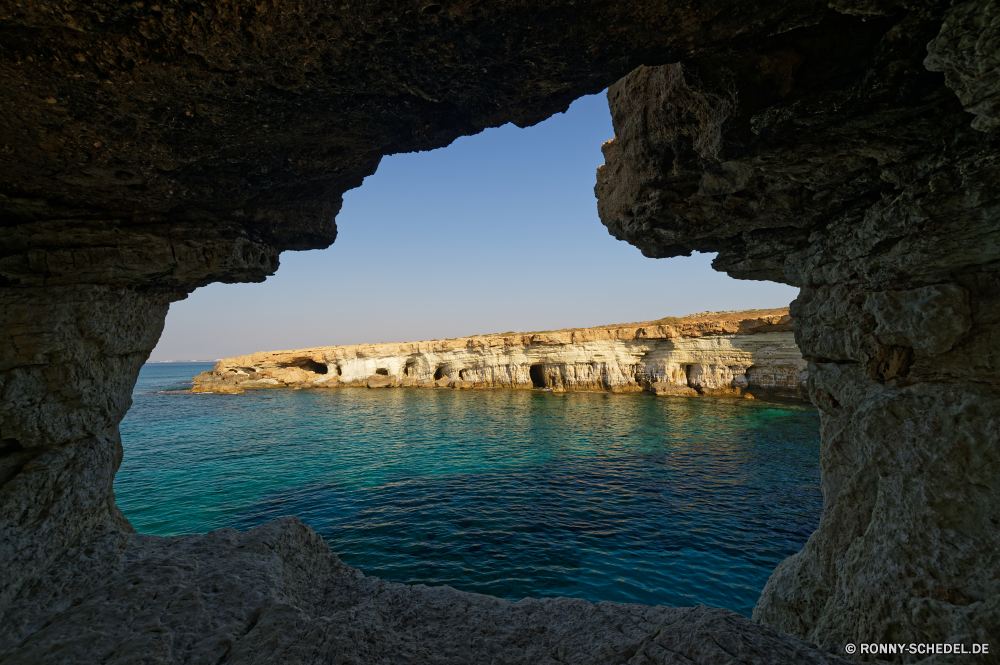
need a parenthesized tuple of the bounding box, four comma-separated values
(367, 375, 395, 389)
(312, 375, 340, 388)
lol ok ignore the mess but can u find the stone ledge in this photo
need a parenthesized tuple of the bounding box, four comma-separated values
(0, 517, 852, 665)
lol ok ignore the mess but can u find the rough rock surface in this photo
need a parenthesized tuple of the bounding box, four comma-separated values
(0, 517, 853, 665)
(2, 3, 836, 646)
(596, 0, 1000, 659)
(193, 308, 808, 399)
(3, 0, 998, 662)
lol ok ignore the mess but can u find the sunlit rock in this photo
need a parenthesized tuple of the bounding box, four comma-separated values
(193, 309, 808, 399)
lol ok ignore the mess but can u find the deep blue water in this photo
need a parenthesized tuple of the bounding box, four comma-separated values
(117, 361, 822, 616)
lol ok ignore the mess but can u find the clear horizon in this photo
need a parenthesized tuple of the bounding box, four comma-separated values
(149, 92, 798, 361)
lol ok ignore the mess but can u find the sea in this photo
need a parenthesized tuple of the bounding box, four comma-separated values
(117, 361, 822, 617)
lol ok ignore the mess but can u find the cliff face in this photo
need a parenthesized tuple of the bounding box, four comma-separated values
(596, 1, 1000, 656)
(2, 0, 997, 662)
(193, 309, 807, 399)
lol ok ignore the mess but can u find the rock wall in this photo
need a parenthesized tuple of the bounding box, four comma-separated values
(193, 309, 807, 399)
(596, 0, 1000, 657)
(2, 0, 997, 662)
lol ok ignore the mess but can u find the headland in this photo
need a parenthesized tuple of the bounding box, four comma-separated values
(192, 308, 808, 400)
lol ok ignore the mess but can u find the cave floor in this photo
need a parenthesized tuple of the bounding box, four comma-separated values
(0, 517, 853, 665)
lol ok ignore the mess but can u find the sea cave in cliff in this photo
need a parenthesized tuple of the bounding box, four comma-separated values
(1, 1, 998, 663)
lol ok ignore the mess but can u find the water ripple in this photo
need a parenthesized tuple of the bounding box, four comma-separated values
(119, 362, 822, 616)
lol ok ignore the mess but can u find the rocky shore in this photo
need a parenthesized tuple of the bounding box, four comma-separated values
(5, 0, 998, 660)
(191, 308, 808, 400)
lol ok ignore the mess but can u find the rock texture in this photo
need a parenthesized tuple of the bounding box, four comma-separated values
(0, 517, 852, 665)
(1, 4, 834, 651)
(596, 0, 1000, 659)
(192, 308, 808, 399)
(2, 0, 998, 662)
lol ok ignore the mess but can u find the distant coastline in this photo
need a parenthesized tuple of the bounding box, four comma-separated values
(146, 360, 220, 364)
(191, 308, 809, 400)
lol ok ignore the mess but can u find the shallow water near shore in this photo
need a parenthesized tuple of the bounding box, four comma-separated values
(118, 362, 822, 616)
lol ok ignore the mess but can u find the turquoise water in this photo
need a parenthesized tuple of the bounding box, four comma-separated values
(117, 362, 822, 616)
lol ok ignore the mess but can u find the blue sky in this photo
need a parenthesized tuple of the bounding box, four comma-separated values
(150, 92, 797, 361)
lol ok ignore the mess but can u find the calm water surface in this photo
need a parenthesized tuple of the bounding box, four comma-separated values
(118, 362, 822, 616)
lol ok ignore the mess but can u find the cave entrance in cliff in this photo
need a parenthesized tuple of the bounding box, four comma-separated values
(281, 359, 328, 374)
(124, 76, 819, 625)
(302, 360, 328, 374)
(404, 359, 416, 377)
(375, 368, 389, 376)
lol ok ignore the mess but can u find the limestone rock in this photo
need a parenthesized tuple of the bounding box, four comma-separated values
(925, 0, 1000, 132)
(3, 0, 998, 662)
(596, 5, 1000, 657)
(239, 378, 282, 389)
(195, 309, 808, 400)
(366, 375, 395, 389)
(312, 374, 340, 388)
(0, 518, 852, 665)
(863, 285, 973, 357)
(651, 382, 699, 396)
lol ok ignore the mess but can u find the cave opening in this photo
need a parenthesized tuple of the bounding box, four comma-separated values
(300, 359, 328, 374)
(12, 2, 988, 657)
(529, 364, 546, 388)
(108, 79, 812, 646)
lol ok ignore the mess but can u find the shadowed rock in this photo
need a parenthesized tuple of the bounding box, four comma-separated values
(0, 517, 852, 665)
(596, 0, 1000, 655)
(1, 0, 997, 662)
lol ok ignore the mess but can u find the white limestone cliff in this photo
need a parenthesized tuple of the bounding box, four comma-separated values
(192, 309, 808, 400)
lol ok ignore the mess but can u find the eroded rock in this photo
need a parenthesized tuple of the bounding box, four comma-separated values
(925, 0, 1000, 132)
(192, 309, 807, 399)
(0, 517, 852, 665)
(2, 0, 997, 662)
(596, 2, 1000, 656)
(367, 374, 396, 389)
(650, 382, 699, 396)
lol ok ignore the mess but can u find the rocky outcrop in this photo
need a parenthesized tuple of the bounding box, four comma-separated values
(2, 0, 998, 662)
(192, 309, 808, 399)
(596, 1, 1000, 658)
(0, 517, 851, 665)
